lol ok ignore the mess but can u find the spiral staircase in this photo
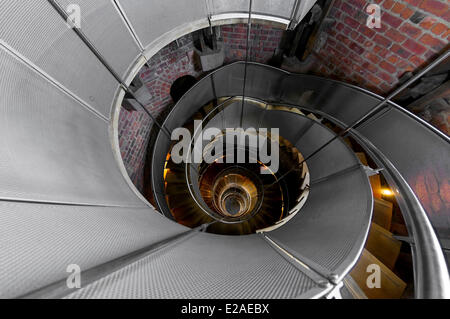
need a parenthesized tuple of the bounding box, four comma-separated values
(0, 0, 448, 299)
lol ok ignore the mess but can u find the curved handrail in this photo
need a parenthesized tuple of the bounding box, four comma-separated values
(183, 97, 255, 224)
(183, 96, 309, 225)
(151, 62, 450, 298)
(350, 131, 450, 298)
(266, 101, 450, 298)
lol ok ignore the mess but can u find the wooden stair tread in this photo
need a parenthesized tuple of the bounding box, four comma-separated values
(351, 249, 406, 299)
(290, 108, 305, 115)
(366, 222, 401, 270)
(343, 276, 368, 299)
(373, 198, 393, 230)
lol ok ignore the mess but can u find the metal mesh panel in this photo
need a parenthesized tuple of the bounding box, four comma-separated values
(117, 0, 205, 49)
(0, 47, 143, 206)
(210, 0, 250, 14)
(0, 0, 118, 118)
(294, 122, 361, 183)
(0, 200, 187, 298)
(280, 75, 381, 127)
(269, 168, 373, 277)
(66, 234, 319, 299)
(358, 108, 450, 238)
(55, 0, 141, 80)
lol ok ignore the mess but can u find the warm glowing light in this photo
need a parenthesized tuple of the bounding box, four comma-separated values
(164, 169, 170, 180)
(381, 188, 394, 196)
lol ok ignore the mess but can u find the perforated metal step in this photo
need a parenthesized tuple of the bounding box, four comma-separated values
(65, 233, 327, 299)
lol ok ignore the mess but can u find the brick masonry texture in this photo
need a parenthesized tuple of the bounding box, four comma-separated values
(311, 0, 449, 234)
(221, 24, 285, 63)
(118, 33, 201, 191)
(139, 34, 203, 119)
(118, 24, 284, 191)
(312, 0, 449, 95)
(118, 108, 152, 191)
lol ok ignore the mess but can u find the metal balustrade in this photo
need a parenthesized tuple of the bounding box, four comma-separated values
(150, 61, 449, 298)
(0, 0, 448, 299)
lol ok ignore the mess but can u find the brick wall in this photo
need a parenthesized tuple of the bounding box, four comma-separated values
(118, 33, 201, 191)
(118, 108, 152, 191)
(139, 34, 203, 119)
(311, 0, 450, 235)
(221, 23, 284, 63)
(118, 24, 284, 191)
(312, 0, 449, 95)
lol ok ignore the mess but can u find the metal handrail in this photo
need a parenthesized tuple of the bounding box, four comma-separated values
(184, 96, 290, 225)
(184, 97, 261, 224)
(152, 60, 449, 298)
(207, 94, 450, 297)
(263, 101, 450, 298)
(179, 93, 450, 297)
(349, 130, 450, 298)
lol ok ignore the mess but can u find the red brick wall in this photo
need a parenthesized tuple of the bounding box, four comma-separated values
(311, 0, 450, 235)
(118, 33, 201, 191)
(139, 35, 203, 119)
(221, 23, 284, 63)
(118, 24, 283, 191)
(118, 108, 152, 191)
(312, 0, 449, 95)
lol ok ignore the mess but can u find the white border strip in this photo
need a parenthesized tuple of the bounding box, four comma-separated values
(210, 13, 290, 28)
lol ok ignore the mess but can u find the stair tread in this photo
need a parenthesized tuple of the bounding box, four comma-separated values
(373, 198, 393, 230)
(366, 222, 401, 270)
(343, 276, 368, 299)
(351, 249, 406, 299)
